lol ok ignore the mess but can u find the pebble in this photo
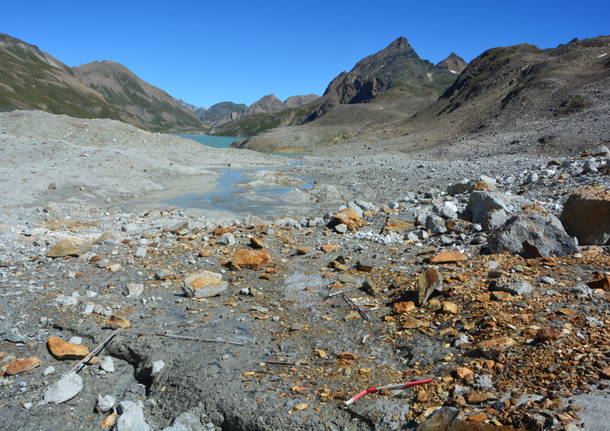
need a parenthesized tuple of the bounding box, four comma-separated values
(125, 283, 144, 298)
(97, 394, 116, 413)
(68, 336, 82, 344)
(152, 360, 165, 375)
(99, 356, 116, 373)
(540, 276, 556, 285)
(220, 232, 236, 245)
(43, 366, 56, 376)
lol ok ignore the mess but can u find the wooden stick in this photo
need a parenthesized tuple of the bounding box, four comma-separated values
(71, 329, 120, 374)
(341, 292, 371, 321)
(123, 330, 250, 346)
(263, 360, 297, 366)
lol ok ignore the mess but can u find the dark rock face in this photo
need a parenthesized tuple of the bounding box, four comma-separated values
(303, 36, 460, 122)
(488, 211, 578, 257)
(322, 37, 455, 106)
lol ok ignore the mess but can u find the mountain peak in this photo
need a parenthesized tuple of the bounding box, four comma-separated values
(386, 36, 412, 51)
(437, 52, 467, 75)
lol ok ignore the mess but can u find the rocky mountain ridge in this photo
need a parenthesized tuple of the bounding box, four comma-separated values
(237, 35, 609, 154)
(0, 33, 203, 132)
(220, 37, 464, 138)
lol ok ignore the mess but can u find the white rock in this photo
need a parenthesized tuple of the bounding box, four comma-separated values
(125, 283, 144, 298)
(97, 394, 116, 413)
(99, 356, 115, 373)
(43, 372, 83, 404)
(117, 400, 151, 431)
(151, 360, 165, 375)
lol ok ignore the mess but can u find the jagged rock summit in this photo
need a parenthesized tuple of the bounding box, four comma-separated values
(437, 52, 468, 75)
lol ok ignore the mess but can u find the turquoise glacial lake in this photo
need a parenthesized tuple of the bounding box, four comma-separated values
(178, 134, 243, 148)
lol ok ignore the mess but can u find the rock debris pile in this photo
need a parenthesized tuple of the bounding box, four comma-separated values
(0, 149, 608, 430)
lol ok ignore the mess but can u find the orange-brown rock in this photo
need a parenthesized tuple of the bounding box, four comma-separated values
(491, 291, 512, 301)
(232, 249, 270, 270)
(320, 244, 340, 253)
(213, 227, 234, 235)
(536, 327, 564, 341)
(467, 413, 488, 422)
(442, 301, 459, 314)
(429, 250, 468, 264)
(416, 390, 429, 403)
(101, 412, 117, 428)
(477, 337, 516, 358)
(382, 217, 414, 234)
(402, 317, 427, 329)
(47, 336, 89, 360)
(249, 237, 265, 249)
(337, 352, 358, 360)
(2, 357, 42, 375)
(104, 315, 132, 329)
(393, 301, 416, 314)
(472, 180, 495, 191)
(455, 366, 474, 379)
(333, 208, 366, 231)
(466, 391, 496, 404)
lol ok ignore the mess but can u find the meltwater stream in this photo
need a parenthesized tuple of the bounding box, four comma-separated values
(167, 135, 314, 217)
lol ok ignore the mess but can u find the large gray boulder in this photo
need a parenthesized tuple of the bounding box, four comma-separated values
(463, 191, 511, 230)
(561, 186, 610, 245)
(488, 210, 578, 257)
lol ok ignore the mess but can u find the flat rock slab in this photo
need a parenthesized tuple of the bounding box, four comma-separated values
(43, 372, 83, 404)
(47, 336, 89, 360)
(183, 271, 228, 298)
(47, 239, 90, 258)
(2, 357, 42, 375)
(232, 249, 270, 270)
(429, 250, 468, 264)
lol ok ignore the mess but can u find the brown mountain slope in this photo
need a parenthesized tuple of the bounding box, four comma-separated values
(73, 60, 203, 132)
(363, 36, 610, 157)
(239, 36, 609, 155)
(0, 33, 124, 121)
(437, 52, 467, 75)
(284, 94, 319, 108)
(0, 33, 204, 132)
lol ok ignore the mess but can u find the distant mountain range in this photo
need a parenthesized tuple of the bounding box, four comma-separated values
(225, 37, 466, 139)
(0, 33, 318, 132)
(184, 94, 319, 127)
(236, 35, 610, 154)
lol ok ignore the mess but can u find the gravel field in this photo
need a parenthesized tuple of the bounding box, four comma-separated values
(0, 111, 608, 431)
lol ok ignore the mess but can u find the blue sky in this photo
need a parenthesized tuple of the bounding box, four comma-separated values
(2, 1, 608, 107)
